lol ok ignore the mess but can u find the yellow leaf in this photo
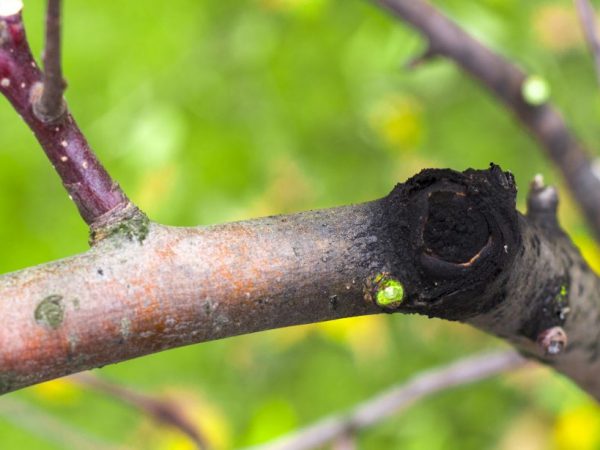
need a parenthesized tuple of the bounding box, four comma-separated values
(29, 378, 81, 405)
(317, 315, 390, 362)
(571, 233, 600, 274)
(554, 403, 600, 450)
(368, 95, 424, 153)
(533, 5, 583, 53)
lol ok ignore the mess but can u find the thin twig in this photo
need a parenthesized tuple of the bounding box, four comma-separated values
(33, 0, 66, 123)
(0, 4, 137, 229)
(404, 43, 438, 69)
(71, 373, 209, 450)
(575, 0, 600, 87)
(331, 433, 357, 450)
(245, 351, 526, 450)
(0, 397, 125, 450)
(373, 0, 600, 243)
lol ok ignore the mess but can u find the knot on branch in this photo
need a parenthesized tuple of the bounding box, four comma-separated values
(380, 164, 521, 320)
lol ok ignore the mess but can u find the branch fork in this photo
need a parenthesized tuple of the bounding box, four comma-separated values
(0, 1, 139, 235)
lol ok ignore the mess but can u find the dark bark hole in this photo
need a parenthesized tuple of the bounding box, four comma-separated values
(423, 191, 489, 263)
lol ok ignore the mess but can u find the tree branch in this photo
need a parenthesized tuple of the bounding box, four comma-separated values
(246, 351, 526, 450)
(0, 396, 124, 450)
(372, 0, 600, 242)
(0, 165, 598, 403)
(71, 373, 209, 449)
(575, 0, 600, 88)
(0, 3, 140, 232)
(32, 0, 66, 123)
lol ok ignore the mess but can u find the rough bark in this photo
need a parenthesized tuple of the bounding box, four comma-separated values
(1, 165, 598, 401)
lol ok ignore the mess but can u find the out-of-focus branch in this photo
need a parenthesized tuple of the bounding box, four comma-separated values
(0, 2, 140, 232)
(0, 397, 124, 450)
(32, 0, 66, 123)
(246, 351, 526, 450)
(331, 434, 357, 450)
(373, 0, 600, 242)
(575, 0, 600, 87)
(71, 373, 209, 449)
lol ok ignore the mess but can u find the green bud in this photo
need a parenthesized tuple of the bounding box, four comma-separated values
(522, 75, 550, 106)
(376, 279, 405, 308)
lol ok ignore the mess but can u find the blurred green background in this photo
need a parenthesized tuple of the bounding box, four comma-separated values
(1, 0, 600, 448)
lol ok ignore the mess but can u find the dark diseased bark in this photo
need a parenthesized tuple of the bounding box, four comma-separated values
(377, 166, 520, 321)
(0, 165, 598, 400)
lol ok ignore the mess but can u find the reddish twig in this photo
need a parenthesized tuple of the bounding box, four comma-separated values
(32, 0, 66, 123)
(373, 0, 600, 242)
(71, 373, 209, 449)
(245, 351, 526, 450)
(575, 0, 600, 87)
(0, 4, 136, 229)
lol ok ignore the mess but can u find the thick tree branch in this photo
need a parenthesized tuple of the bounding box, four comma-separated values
(372, 0, 600, 242)
(0, 4, 140, 231)
(0, 165, 598, 403)
(246, 351, 526, 450)
(575, 0, 600, 88)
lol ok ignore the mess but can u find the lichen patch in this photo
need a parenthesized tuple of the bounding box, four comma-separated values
(34, 295, 64, 329)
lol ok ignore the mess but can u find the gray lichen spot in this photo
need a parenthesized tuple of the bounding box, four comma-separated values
(68, 333, 79, 353)
(72, 298, 80, 310)
(203, 299, 216, 316)
(34, 295, 64, 329)
(120, 317, 131, 340)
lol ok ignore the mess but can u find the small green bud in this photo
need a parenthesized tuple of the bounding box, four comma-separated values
(560, 285, 567, 297)
(376, 279, 405, 308)
(522, 75, 550, 106)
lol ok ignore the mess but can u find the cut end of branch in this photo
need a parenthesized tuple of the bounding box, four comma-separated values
(0, 0, 23, 17)
(378, 164, 521, 321)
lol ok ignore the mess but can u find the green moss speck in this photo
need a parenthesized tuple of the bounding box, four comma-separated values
(34, 295, 64, 329)
(557, 284, 568, 304)
(108, 214, 150, 243)
(90, 212, 150, 245)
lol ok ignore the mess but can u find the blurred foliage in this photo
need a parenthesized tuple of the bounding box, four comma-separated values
(1, 0, 600, 448)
